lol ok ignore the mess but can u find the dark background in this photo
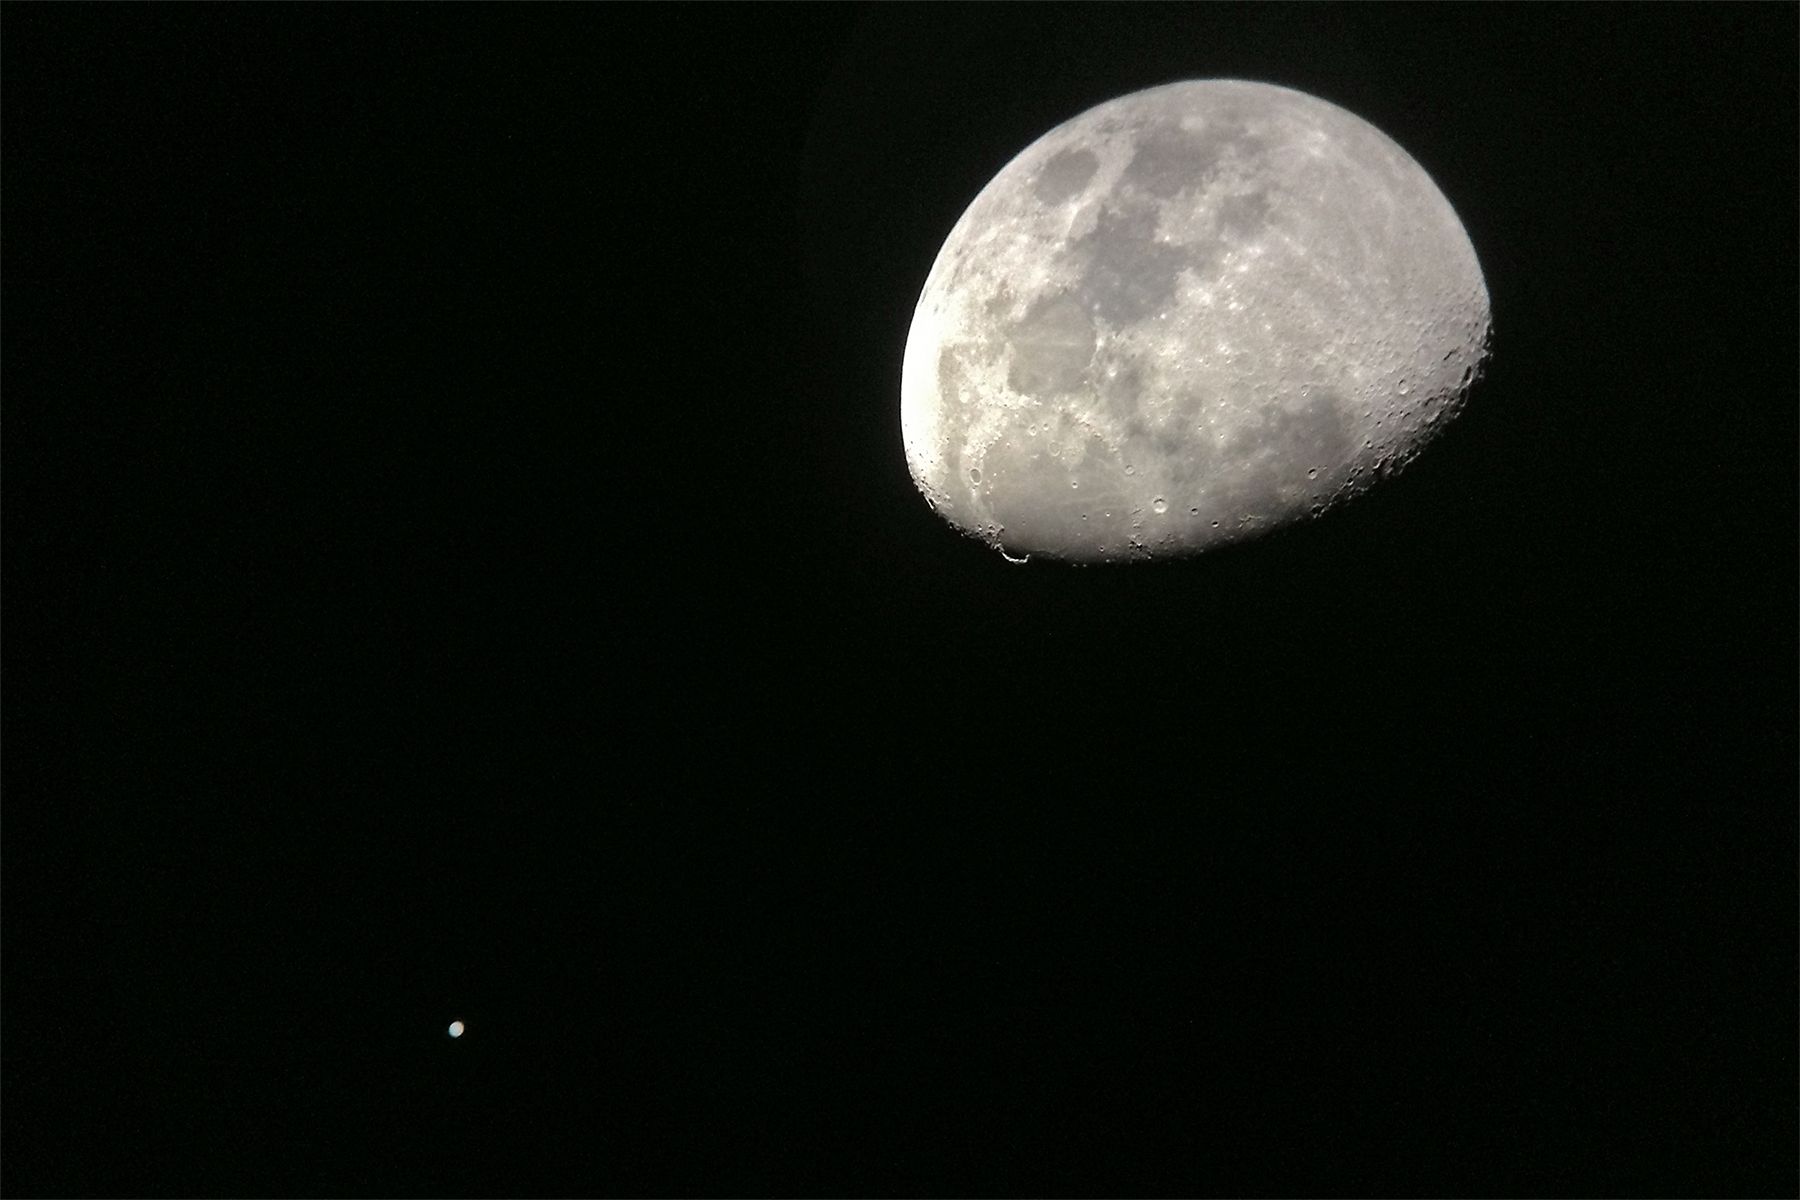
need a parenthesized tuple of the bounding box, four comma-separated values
(5, 5, 1795, 1196)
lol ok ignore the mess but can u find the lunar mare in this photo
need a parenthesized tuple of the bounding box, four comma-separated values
(900, 80, 1490, 563)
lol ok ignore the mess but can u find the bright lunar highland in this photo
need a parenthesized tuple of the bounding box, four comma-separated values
(900, 79, 1491, 563)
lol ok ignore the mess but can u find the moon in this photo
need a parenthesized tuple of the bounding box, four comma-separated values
(900, 79, 1491, 563)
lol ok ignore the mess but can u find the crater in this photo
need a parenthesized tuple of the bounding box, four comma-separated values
(935, 347, 984, 492)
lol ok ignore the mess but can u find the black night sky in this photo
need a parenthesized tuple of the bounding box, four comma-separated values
(6, 6, 1796, 1197)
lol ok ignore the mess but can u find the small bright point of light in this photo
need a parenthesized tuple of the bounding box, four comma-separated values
(447, 1020, 465, 1038)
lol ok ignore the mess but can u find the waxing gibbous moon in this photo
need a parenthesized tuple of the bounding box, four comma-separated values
(900, 79, 1491, 563)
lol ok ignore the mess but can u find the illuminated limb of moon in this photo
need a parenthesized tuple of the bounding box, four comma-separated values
(901, 80, 1491, 563)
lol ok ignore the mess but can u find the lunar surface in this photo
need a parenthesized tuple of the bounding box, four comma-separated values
(900, 80, 1491, 563)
